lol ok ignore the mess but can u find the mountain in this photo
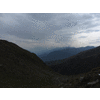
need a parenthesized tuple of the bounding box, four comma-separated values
(49, 46, 100, 76)
(30, 46, 66, 56)
(0, 39, 65, 88)
(39, 46, 95, 62)
(1, 39, 100, 88)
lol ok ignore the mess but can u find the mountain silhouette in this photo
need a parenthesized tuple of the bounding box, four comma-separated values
(0, 39, 62, 87)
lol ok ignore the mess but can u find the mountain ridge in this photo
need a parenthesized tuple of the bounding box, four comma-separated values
(1, 39, 100, 88)
(39, 46, 95, 62)
(49, 45, 100, 75)
(0, 39, 62, 87)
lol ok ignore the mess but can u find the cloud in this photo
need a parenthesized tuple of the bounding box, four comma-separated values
(79, 36, 87, 38)
(0, 13, 100, 54)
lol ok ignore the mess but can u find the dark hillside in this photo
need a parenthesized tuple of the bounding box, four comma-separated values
(49, 46, 100, 75)
(0, 40, 62, 87)
(0, 39, 100, 88)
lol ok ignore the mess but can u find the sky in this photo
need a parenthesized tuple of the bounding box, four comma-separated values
(0, 13, 100, 55)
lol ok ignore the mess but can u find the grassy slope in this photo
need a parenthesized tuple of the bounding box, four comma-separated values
(0, 40, 62, 87)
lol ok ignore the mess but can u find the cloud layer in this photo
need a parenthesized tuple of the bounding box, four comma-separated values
(0, 13, 100, 55)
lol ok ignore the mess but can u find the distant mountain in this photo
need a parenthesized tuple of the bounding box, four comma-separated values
(0, 39, 64, 87)
(39, 46, 95, 62)
(49, 46, 100, 75)
(30, 46, 65, 56)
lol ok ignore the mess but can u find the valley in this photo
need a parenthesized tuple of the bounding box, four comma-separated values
(0, 39, 100, 88)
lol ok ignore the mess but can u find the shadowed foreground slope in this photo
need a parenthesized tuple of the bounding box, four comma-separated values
(0, 40, 63, 88)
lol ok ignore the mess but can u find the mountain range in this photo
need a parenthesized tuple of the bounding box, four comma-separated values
(39, 46, 95, 62)
(1, 39, 100, 88)
(49, 46, 100, 75)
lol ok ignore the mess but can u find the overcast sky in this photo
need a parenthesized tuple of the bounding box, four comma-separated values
(0, 13, 100, 55)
